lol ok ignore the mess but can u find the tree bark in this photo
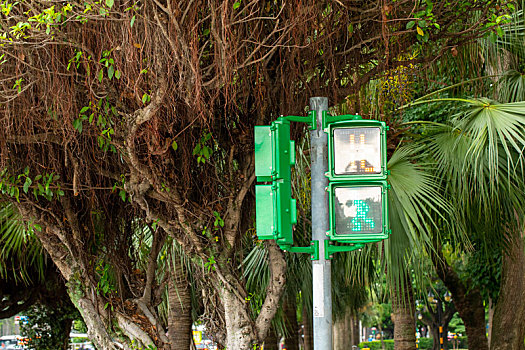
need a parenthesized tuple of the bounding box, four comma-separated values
(350, 312, 360, 346)
(392, 282, 416, 350)
(333, 313, 348, 350)
(283, 295, 299, 350)
(431, 243, 488, 350)
(59, 318, 73, 350)
(167, 259, 192, 350)
(490, 229, 525, 350)
(264, 326, 280, 350)
(220, 284, 257, 350)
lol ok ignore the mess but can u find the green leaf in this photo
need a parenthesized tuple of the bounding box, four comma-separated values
(73, 118, 83, 133)
(171, 140, 178, 151)
(130, 15, 136, 28)
(107, 65, 114, 80)
(106, 0, 114, 8)
(233, 0, 241, 10)
(23, 177, 32, 193)
(80, 106, 90, 114)
(98, 69, 103, 83)
(114, 69, 121, 79)
(406, 21, 415, 29)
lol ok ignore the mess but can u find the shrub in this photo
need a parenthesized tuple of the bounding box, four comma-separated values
(416, 336, 468, 349)
(358, 340, 395, 350)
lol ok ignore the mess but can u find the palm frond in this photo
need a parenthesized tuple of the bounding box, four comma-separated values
(383, 146, 455, 300)
(0, 203, 44, 284)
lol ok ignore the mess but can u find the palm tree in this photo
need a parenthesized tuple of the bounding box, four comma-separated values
(407, 98, 525, 350)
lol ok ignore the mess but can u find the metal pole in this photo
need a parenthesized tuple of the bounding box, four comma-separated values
(309, 97, 332, 350)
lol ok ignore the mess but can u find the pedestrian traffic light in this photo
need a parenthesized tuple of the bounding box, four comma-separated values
(325, 117, 390, 243)
(254, 117, 297, 246)
(327, 119, 388, 181)
(327, 181, 389, 242)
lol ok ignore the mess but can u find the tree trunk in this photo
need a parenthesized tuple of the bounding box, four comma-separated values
(220, 285, 257, 349)
(377, 321, 385, 350)
(283, 295, 299, 350)
(429, 325, 447, 350)
(333, 313, 348, 350)
(350, 312, 360, 346)
(431, 242, 488, 350)
(264, 326, 279, 350)
(167, 259, 192, 350)
(392, 282, 416, 350)
(303, 303, 313, 350)
(488, 297, 494, 345)
(59, 318, 73, 350)
(490, 230, 525, 350)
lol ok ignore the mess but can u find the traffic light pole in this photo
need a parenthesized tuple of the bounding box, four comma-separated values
(309, 97, 332, 350)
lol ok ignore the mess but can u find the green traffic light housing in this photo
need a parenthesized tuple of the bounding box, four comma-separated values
(328, 181, 390, 243)
(254, 117, 297, 246)
(327, 118, 388, 182)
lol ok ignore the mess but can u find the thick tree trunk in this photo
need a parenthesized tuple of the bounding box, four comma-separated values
(431, 242, 488, 350)
(220, 285, 257, 349)
(283, 295, 299, 350)
(392, 282, 416, 350)
(167, 259, 192, 350)
(264, 326, 280, 350)
(303, 303, 313, 350)
(490, 230, 525, 350)
(333, 314, 348, 350)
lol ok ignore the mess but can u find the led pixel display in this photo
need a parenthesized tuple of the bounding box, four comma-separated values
(333, 186, 382, 235)
(333, 127, 381, 176)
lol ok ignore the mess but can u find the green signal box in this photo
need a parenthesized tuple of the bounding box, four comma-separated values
(254, 126, 273, 182)
(254, 182, 297, 246)
(254, 117, 297, 246)
(327, 181, 390, 243)
(255, 119, 296, 182)
(325, 115, 390, 244)
(255, 185, 275, 240)
(271, 119, 295, 181)
(327, 119, 388, 182)
(273, 181, 297, 246)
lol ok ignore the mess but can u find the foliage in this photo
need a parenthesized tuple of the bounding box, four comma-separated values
(0, 0, 517, 347)
(20, 302, 80, 350)
(416, 336, 468, 349)
(360, 302, 394, 340)
(358, 340, 394, 350)
(447, 313, 465, 334)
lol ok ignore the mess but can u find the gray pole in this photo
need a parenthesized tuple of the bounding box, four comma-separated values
(309, 97, 332, 350)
